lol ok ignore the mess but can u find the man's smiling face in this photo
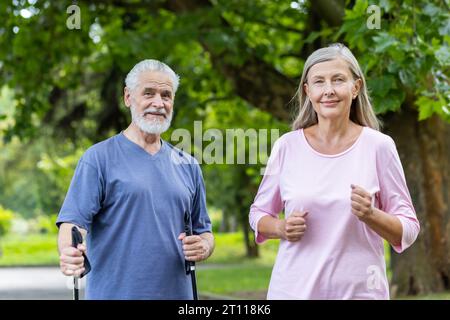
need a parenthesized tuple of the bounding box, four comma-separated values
(125, 71, 174, 134)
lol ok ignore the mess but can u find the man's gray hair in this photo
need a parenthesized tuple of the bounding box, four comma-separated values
(125, 59, 180, 93)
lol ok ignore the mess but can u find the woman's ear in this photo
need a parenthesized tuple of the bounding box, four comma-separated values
(352, 79, 362, 99)
(303, 82, 310, 97)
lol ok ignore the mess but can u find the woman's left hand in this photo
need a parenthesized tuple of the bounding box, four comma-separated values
(350, 184, 374, 221)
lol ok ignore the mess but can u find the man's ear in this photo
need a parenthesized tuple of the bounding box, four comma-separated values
(124, 87, 131, 108)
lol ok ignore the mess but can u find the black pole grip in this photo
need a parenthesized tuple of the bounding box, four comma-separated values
(184, 212, 195, 275)
(183, 212, 198, 300)
(71, 226, 91, 278)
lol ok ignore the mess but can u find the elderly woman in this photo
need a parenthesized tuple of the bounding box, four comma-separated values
(249, 43, 420, 300)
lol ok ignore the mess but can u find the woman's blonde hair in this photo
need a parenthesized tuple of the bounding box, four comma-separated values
(292, 43, 381, 131)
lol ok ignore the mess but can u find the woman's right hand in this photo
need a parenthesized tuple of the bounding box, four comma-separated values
(278, 211, 308, 242)
(59, 244, 86, 277)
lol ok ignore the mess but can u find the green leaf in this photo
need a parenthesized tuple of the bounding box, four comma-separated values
(367, 75, 397, 96)
(398, 69, 417, 87)
(423, 3, 441, 17)
(439, 20, 450, 36)
(417, 95, 437, 120)
(371, 89, 405, 114)
(378, 0, 393, 12)
(435, 45, 450, 66)
(304, 31, 321, 44)
(345, 0, 368, 19)
(372, 32, 398, 52)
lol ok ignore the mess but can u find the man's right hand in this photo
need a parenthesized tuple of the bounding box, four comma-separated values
(278, 211, 308, 242)
(59, 244, 86, 277)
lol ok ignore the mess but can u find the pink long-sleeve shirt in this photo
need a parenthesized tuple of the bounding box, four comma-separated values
(249, 127, 420, 299)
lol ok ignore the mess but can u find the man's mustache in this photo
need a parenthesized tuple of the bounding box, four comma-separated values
(142, 107, 168, 117)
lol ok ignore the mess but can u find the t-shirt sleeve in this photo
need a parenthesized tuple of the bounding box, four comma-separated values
(56, 157, 104, 232)
(377, 139, 420, 253)
(191, 164, 212, 235)
(249, 139, 284, 244)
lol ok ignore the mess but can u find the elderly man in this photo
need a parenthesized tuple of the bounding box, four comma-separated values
(56, 59, 214, 299)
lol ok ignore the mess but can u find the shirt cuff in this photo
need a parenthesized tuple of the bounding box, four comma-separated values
(391, 214, 420, 253)
(250, 211, 271, 245)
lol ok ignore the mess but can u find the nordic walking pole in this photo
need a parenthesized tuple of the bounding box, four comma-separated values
(71, 226, 91, 300)
(71, 226, 82, 300)
(184, 211, 198, 300)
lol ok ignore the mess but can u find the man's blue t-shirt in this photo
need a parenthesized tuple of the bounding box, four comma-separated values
(56, 132, 212, 299)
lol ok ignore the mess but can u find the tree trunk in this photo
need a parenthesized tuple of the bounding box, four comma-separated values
(241, 211, 259, 258)
(219, 211, 238, 232)
(219, 211, 231, 233)
(382, 107, 450, 296)
(235, 166, 260, 258)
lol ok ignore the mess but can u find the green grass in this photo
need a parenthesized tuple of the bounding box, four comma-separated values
(198, 265, 272, 298)
(0, 233, 59, 266)
(200, 232, 278, 266)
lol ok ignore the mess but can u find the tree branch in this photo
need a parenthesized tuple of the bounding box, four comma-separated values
(309, 0, 345, 27)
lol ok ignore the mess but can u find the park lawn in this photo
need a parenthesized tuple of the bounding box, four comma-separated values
(197, 264, 271, 299)
(201, 232, 279, 265)
(0, 233, 59, 266)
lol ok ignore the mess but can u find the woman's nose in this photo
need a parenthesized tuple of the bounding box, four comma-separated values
(323, 82, 335, 96)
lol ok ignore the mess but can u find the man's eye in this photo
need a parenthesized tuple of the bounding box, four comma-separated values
(314, 80, 324, 84)
(334, 78, 344, 82)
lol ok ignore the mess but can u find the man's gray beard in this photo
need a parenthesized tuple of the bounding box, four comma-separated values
(131, 105, 172, 135)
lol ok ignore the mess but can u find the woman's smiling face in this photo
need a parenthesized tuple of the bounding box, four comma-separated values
(304, 58, 361, 121)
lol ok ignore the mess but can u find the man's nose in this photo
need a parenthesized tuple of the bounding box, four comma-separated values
(151, 94, 164, 107)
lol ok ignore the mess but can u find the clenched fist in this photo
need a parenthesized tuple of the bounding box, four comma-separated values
(278, 211, 309, 242)
(59, 244, 86, 277)
(178, 233, 212, 262)
(350, 184, 374, 221)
